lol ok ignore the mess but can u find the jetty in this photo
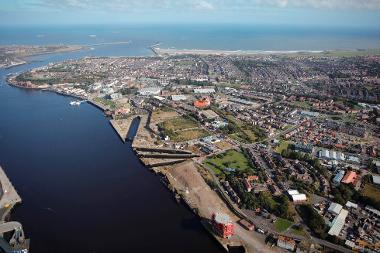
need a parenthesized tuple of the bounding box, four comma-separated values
(0, 166, 29, 252)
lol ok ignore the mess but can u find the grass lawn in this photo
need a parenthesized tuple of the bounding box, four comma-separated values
(275, 141, 290, 154)
(290, 226, 306, 237)
(94, 97, 116, 109)
(362, 184, 380, 203)
(170, 129, 209, 142)
(274, 218, 293, 232)
(159, 116, 198, 132)
(204, 149, 253, 175)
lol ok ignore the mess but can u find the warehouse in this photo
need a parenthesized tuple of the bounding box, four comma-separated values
(328, 209, 348, 236)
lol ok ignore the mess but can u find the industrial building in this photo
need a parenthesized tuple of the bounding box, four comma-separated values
(287, 189, 307, 203)
(333, 170, 346, 186)
(328, 202, 343, 215)
(171, 95, 187, 101)
(138, 87, 162, 96)
(194, 97, 211, 108)
(328, 209, 348, 236)
(212, 213, 234, 239)
(341, 171, 357, 184)
(194, 88, 215, 94)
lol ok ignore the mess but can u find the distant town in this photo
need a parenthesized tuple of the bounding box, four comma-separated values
(6, 47, 380, 253)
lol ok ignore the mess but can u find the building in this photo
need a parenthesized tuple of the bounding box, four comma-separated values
(138, 87, 161, 96)
(300, 110, 319, 117)
(328, 202, 343, 215)
(200, 110, 219, 121)
(346, 201, 358, 209)
(319, 149, 345, 161)
(287, 189, 307, 203)
(328, 209, 348, 236)
(171, 95, 187, 101)
(194, 88, 215, 94)
(341, 171, 357, 184)
(194, 97, 211, 108)
(212, 213, 234, 238)
(293, 143, 314, 154)
(372, 175, 380, 185)
(333, 170, 345, 186)
(277, 236, 296, 251)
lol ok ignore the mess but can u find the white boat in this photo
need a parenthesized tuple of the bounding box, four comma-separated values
(69, 101, 81, 106)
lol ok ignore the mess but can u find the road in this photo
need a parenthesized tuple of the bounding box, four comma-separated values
(311, 236, 355, 253)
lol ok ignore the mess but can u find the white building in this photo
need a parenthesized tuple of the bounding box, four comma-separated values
(171, 95, 187, 101)
(194, 88, 215, 94)
(287, 189, 307, 203)
(138, 87, 161, 96)
(328, 209, 348, 236)
(328, 202, 343, 215)
(319, 149, 345, 161)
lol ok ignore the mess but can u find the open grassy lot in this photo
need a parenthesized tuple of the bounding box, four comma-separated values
(275, 141, 290, 154)
(158, 116, 210, 142)
(290, 225, 306, 237)
(94, 97, 116, 109)
(170, 129, 209, 142)
(158, 116, 198, 132)
(204, 149, 253, 175)
(362, 184, 380, 203)
(220, 113, 266, 143)
(274, 218, 293, 232)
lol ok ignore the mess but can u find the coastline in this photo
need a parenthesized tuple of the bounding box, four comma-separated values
(152, 47, 380, 57)
(0, 45, 86, 69)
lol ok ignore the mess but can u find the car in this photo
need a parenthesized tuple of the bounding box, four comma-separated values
(257, 228, 265, 234)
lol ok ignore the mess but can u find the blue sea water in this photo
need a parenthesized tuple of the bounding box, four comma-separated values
(1, 24, 380, 51)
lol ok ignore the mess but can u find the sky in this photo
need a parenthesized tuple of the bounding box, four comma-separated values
(0, 0, 380, 27)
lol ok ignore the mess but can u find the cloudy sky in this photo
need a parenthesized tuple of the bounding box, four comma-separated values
(1, 0, 379, 27)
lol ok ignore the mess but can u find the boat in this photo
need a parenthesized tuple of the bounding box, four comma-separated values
(69, 101, 81, 106)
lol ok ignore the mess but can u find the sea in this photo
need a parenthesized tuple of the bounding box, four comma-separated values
(0, 24, 379, 253)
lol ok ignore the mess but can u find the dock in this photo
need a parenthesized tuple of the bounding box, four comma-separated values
(109, 117, 136, 142)
(0, 166, 29, 253)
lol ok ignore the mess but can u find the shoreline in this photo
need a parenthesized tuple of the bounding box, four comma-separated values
(152, 47, 380, 57)
(0, 45, 86, 69)
(5, 79, 236, 252)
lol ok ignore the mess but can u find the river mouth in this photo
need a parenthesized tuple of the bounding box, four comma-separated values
(0, 52, 225, 253)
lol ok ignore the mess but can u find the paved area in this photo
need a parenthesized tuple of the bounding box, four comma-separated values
(0, 166, 21, 220)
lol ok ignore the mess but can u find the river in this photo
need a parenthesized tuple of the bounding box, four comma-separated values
(0, 45, 224, 252)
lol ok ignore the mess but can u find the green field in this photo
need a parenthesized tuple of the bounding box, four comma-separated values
(158, 116, 209, 142)
(362, 184, 380, 203)
(170, 129, 209, 142)
(94, 97, 116, 109)
(275, 141, 290, 154)
(204, 149, 253, 175)
(158, 116, 198, 132)
(274, 218, 293, 232)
